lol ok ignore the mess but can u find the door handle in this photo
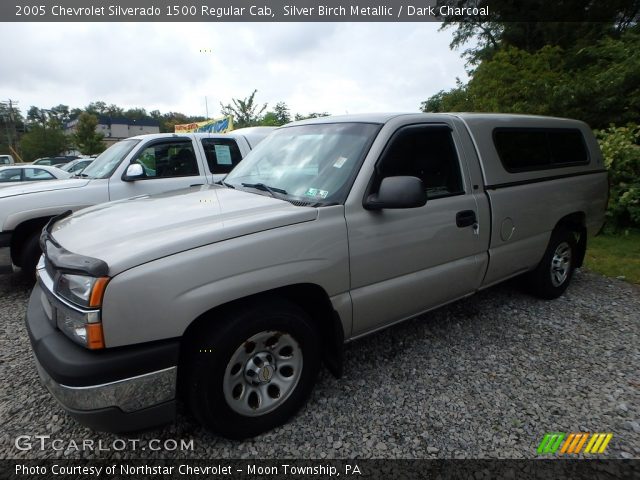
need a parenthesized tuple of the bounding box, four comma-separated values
(456, 210, 477, 228)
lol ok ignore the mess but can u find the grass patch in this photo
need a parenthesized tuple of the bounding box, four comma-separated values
(584, 230, 640, 284)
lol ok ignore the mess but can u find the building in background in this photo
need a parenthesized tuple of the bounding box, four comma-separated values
(65, 116, 160, 148)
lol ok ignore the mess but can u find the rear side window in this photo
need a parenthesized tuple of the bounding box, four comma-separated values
(494, 128, 589, 172)
(0, 168, 21, 182)
(201, 138, 243, 174)
(24, 168, 55, 180)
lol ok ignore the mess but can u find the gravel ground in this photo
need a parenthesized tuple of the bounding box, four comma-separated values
(0, 258, 638, 460)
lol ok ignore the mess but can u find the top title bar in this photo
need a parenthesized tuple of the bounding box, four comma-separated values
(1, 0, 630, 22)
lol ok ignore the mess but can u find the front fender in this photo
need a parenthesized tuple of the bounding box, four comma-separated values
(101, 207, 350, 347)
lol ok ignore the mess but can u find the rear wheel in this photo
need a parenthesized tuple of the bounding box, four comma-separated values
(185, 298, 320, 439)
(526, 227, 577, 299)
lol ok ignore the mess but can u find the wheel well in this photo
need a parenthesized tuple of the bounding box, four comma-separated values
(180, 284, 345, 380)
(10, 217, 53, 266)
(555, 212, 587, 268)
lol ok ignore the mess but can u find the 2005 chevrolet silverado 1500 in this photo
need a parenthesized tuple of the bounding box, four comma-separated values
(26, 113, 608, 439)
(0, 127, 274, 277)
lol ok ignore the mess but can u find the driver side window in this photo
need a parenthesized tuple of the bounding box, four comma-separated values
(374, 125, 464, 199)
(134, 141, 199, 179)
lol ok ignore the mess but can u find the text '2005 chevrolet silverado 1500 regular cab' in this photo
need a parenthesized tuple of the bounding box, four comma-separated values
(0, 127, 273, 277)
(26, 113, 607, 439)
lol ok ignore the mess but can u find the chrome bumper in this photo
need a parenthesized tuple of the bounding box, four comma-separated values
(34, 356, 177, 413)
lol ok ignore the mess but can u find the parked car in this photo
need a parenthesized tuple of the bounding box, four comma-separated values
(26, 113, 607, 438)
(0, 127, 275, 276)
(0, 154, 15, 165)
(58, 158, 95, 174)
(0, 165, 72, 187)
(32, 156, 78, 166)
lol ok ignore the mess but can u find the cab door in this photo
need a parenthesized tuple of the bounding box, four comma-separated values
(346, 124, 486, 337)
(108, 138, 205, 200)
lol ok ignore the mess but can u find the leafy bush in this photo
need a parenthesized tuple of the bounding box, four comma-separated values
(596, 124, 640, 229)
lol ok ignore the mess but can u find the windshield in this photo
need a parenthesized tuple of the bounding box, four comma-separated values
(80, 139, 140, 179)
(59, 160, 78, 172)
(225, 122, 379, 204)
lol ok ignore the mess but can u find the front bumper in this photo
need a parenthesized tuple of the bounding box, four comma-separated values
(26, 283, 180, 432)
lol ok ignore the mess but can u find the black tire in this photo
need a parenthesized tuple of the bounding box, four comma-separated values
(20, 231, 41, 282)
(526, 227, 577, 299)
(185, 298, 320, 439)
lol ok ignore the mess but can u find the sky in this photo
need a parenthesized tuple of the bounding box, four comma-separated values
(0, 22, 469, 119)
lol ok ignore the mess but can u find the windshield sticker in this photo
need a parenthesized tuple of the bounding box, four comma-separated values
(304, 188, 329, 199)
(214, 145, 233, 165)
(333, 156, 348, 168)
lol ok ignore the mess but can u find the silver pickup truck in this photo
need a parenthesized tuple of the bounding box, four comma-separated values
(0, 128, 273, 277)
(26, 113, 608, 439)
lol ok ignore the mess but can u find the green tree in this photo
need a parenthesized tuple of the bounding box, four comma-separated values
(220, 90, 267, 128)
(294, 112, 331, 121)
(438, 0, 638, 65)
(422, 32, 640, 128)
(85, 101, 107, 116)
(49, 104, 70, 126)
(155, 112, 206, 133)
(72, 113, 105, 155)
(0, 102, 24, 159)
(261, 102, 292, 126)
(421, 79, 472, 112)
(20, 125, 69, 161)
(123, 107, 150, 121)
(597, 124, 640, 228)
(26, 106, 48, 127)
(105, 104, 124, 117)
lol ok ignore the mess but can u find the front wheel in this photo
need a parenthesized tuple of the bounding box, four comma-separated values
(185, 298, 320, 439)
(20, 231, 42, 281)
(526, 227, 577, 299)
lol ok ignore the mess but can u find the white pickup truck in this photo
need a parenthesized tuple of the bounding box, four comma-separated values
(0, 128, 273, 276)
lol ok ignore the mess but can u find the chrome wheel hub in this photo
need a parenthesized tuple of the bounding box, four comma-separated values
(245, 352, 276, 385)
(223, 331, 303, 417)
(550, 241, 572, 287)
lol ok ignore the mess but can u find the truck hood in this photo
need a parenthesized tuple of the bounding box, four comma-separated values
(0, 178, 90, 198)
(50, 185, 318, 274)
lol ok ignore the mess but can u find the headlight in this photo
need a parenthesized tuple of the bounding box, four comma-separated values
(55, 274, 109, 308)
(56, 307, 104, 349)
(54, 273, 110, 349)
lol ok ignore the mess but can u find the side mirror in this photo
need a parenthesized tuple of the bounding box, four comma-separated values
(123, 163, 145, 181)
(364, 176, 427, 210)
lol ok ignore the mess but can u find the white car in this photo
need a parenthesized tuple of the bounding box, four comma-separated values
(0, 165, 72, 187)
(58, 158, 95, 174)
(0, 155, 15, 165)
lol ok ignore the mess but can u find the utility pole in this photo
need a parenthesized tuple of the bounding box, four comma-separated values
(1, 99, 19, 156)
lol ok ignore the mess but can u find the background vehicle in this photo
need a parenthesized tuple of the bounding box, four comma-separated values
(0, 127, 274, 277)
(0, 165, 71, 187)
(26, 113, 608, 438)
(32, 156, 78, 166)
(58, 158, 95, 174)
(0, 154, 15, 165)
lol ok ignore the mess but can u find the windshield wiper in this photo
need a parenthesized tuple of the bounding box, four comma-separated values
(216, 180, 235, 189)
(241, 182, 287, 197)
